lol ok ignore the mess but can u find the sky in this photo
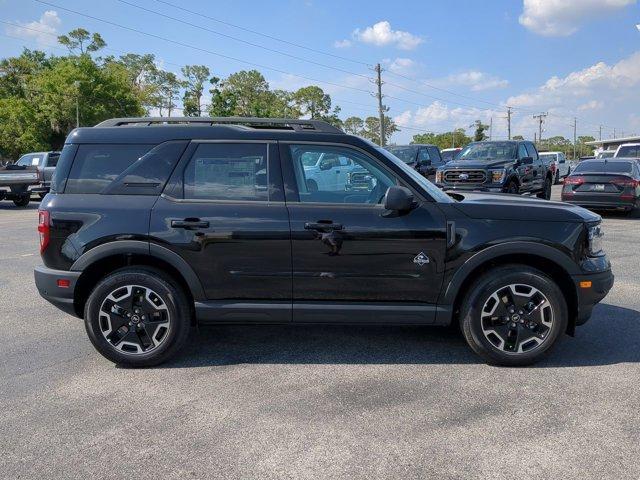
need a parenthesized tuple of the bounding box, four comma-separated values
(1, 0, 639, 144)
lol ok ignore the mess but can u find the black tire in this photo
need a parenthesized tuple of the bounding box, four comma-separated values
(84, 267, 192, 367)
(307, 179, 318, 192)
(459, 265, 568, 366)
(504, 180, 519, 194)
(537, 176, 552, 200)
(13, 195, 30, 207)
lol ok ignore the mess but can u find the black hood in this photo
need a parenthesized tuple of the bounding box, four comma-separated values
(443, 158, 516, 169)
(452, 191, 600, 223)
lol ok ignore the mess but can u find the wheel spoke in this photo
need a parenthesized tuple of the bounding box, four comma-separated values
(98, 284, 171, 356)
(480, 283, 554, 355)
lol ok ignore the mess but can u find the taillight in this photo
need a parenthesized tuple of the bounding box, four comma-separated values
(610, 176, 640, 188)
(37, 210, 50, 254)
(564, 176, 584, 185)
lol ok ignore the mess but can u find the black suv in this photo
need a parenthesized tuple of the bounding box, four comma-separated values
(35, 117, 613, 367)
(435, 140, 553, 199)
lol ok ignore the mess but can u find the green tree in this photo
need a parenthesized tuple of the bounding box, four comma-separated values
(471, 120, 489, 142)
(343, 116, 364, 135)
(361, 115, 398, 145)
(112, 53, 158, 113)
(58, 28, 106, 55)
(270, 89, 301, 118)
(512, 135, 524, 141)
(151, 70, 183, 117)
(411, 128, 471, 149)
(293, 85, 340, 125)
(181, 65, 210, 116)
(209, 70, 275, 117)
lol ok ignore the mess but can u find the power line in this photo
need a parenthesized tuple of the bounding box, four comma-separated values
(151, 0, 370, 67)
(115, 0, 373, 81)
(32, 0, 375, 96)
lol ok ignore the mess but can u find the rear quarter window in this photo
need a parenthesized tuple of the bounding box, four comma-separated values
(65, 144, 154, 194)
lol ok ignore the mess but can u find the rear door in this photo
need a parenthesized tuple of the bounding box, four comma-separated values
(150, 141, 292, 318)
(280, 142, 447, 324)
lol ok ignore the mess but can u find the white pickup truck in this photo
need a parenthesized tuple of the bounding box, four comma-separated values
(614, 143, 640, 159)
(539, 151, 573, 184)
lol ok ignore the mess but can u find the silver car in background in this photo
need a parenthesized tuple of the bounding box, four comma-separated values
(539, 151, 573, 184)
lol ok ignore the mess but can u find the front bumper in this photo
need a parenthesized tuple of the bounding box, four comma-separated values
(436, 184, 503, 192)
(34, 265, 82, 317)
(571, 269, 614, 325)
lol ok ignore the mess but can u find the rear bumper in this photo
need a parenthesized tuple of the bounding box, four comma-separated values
(34, 265, 81, 317)
(562, 194, 638, 210)
(572, 269, 614, 326)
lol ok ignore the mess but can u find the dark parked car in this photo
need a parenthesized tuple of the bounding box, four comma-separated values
(35, 117, 613, 367)
(15, 151, 61, 198)
(384, 144, 444, 181)
(435, 140, 554, 199)
(562, 158, 639, 212)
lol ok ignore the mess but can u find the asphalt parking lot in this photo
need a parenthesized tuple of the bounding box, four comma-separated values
(1, 185, 639, 480)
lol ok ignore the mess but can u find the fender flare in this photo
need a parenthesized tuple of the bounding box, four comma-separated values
(70, 240, 206, 300)
(439, 241, 579, 306)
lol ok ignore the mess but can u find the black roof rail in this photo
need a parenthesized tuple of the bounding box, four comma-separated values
(94, 117, 343, 133)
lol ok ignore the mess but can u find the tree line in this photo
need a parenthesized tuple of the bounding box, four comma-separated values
(0, 27, 399, 160)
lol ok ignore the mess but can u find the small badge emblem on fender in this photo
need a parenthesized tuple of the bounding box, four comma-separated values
(413, 252, 429, 266)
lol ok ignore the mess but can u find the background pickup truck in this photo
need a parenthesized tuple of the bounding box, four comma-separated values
(0, 164, 40, 206)
(15, 151, 60, 198)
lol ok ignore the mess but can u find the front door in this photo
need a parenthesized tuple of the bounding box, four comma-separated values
(280, 142, 447, 324)
(150, 141, 292, 316)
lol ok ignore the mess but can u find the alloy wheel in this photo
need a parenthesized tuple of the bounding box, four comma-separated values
(480, 283, 554, 354)
(98, 285, 171, 355)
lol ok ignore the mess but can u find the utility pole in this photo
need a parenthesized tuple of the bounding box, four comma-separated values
(374, 63, 385, 146)
(73, 80, 81, 128)
(599, 125, 603, 141)
(533, 112, 547, 146)
(613, 127, 616, 139)
(489, 117, 493, 141)
(506, 106, 512, 140)
(572, 117, 577, 161)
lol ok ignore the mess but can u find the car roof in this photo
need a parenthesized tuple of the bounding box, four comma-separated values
(387, 144, 436, 148)
(617, 143, 640, 147)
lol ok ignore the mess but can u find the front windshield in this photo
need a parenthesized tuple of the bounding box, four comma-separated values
(458, 142, 517, 160)
(385, 146, 418, 163)
(376, 146, 454, 203)
(573, 161, 632, 174)
(597, 151, 614, 159)
(441, 150, 459, 162)
(616, 146, 640, 158)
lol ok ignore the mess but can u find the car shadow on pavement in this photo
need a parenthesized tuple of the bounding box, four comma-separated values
(597, 209, 640, 220)
(160, 303, 639, 369)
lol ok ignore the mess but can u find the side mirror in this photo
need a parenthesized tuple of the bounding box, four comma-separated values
(319, 161, 332, 171)
(520, 156, 534, 165)
(384, 186, 414, 212)
(419, 159, 432, 167)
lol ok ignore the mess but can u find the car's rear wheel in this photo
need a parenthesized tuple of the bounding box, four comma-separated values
(84, 267, 191, 367)
(537, 177, 552, 200)
(13, 195, 30, 207)
(460, 265, 567, 366)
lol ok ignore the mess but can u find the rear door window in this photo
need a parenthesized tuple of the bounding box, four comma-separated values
(65, 144, 154, 194)
(183, 143, 269, 201)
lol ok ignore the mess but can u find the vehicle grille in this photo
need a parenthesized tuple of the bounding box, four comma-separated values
(443, 169, 487, 184)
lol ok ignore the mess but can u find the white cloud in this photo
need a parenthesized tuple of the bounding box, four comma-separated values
(393, 101, 496, 130)
(519, 0, 636, 36)
(5, 10, 61, 47)
(383, 57, 417, 75)
(441, 70, 509, 91)
(352, 21, 423, 50)
(578, 100, 603, 111)
(333, 39, 352, 48)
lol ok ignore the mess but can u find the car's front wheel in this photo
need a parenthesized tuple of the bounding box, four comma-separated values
(84, 267, 192, 367)
(12, 195, 30, 207)
(537, 177, 552, 200)
(459, 265, 567, 366)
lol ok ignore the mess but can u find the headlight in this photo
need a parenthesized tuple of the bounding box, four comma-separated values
(587, 224, 604, 256)
(435, 171, 443, 183)
(490, 169, 506, 183)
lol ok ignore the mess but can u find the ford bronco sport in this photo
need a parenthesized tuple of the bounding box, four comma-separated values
(35, 117, 613, 367)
